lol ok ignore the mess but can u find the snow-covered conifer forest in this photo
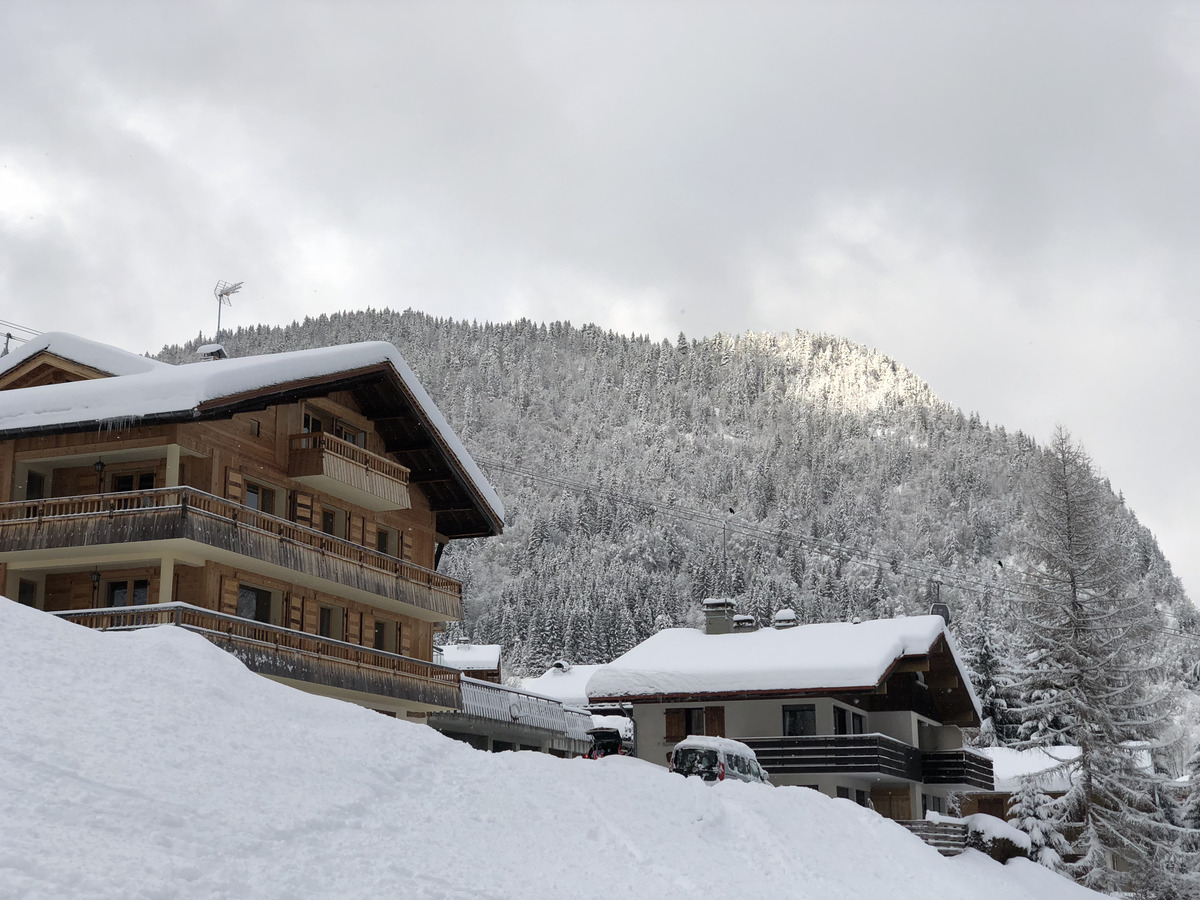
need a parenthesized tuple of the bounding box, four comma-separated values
(159, 307, 1199, 786)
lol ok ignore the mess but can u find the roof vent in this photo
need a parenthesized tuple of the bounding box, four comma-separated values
(196, 343, 228, 361)
(772, 608, 798, 629)
(551, 659, 571, 672)
(732, 614, 757, 632)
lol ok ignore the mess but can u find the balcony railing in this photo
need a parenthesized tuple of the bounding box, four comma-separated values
(289, 432, 411, 511)
(0, 487, 461, 619)
(54, 603, 462, 710)
(921, 749, 995, 790)
(427, 677, 594, 753)
(741, 734, 923, 782)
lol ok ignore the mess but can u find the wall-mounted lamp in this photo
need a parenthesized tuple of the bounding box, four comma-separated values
(90, 569, 100, 588)
(94, 459, 106, 493)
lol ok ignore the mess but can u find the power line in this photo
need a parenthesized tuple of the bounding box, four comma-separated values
(475, 456, 1200, 648)
(0, 319, 41, 338)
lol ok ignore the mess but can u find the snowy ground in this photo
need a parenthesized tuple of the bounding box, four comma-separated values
(0, 598, 1102, 900)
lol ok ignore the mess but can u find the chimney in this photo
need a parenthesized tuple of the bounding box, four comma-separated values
(196, 343, 228, 362)
(732, 614, 757, 633)
(702, 598, 737, 635)
(772, 608, 798, 629)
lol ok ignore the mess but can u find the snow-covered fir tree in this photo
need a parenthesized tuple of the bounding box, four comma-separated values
(1014, 427, 1185, 895)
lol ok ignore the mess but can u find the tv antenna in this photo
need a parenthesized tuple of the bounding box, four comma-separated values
(213, 280, 242, 337)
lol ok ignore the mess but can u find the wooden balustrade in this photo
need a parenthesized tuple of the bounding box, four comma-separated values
(0, 487, 462, 616)
(289, 432, 410, 483)
(55, 603, 462, 709)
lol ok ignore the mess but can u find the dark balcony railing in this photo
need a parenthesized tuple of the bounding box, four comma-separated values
(742, 734, 924, 782)
(54, 603, 462, 710)
(289, 433, 411, 510)
(0, 488, 462, 619)
(921, 749, 995, 790)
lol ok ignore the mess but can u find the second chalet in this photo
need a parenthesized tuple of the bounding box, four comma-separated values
(586, 601, 993, 819)
(0, 332, 504, 718)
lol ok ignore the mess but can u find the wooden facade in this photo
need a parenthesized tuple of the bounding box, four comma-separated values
(0, 340, 504, 715)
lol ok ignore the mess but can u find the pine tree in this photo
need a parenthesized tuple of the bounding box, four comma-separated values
(1008, 773, 1072, 869)
(1015, 427, 1181, 893)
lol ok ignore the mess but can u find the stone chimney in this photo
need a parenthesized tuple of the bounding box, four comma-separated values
(732, 614, 758, 633)
(772, 608, 798, 629)
(702, 598, 737, 635)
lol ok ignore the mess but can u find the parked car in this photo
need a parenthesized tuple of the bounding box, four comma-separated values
(584, 726, 634, 759)
(669, 735, 771, 785)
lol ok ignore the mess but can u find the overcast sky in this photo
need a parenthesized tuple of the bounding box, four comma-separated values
(2, 1, 1197, 597)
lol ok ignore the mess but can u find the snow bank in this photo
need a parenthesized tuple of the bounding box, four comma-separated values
(0, 598, 1100, 900)
(587, 616, 979, 713)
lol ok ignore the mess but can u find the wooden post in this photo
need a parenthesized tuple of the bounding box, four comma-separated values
(159, 557, 175, 604)
(165, 444, 181, 488)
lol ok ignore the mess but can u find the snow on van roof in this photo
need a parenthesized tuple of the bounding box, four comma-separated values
(0, 336, 503, 521)
(673, 735, 758, 758)
(586, 615, 980, 717)
(0, 331, 168, 378)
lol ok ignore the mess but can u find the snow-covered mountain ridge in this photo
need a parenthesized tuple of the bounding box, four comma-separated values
(157, 309, 1193, 687)
(0, 597, 1103, 900)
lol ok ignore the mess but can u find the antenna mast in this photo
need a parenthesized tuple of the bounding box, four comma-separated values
(213, 280, 243, 338)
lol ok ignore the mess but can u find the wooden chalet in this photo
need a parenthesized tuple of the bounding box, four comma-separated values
(0, 333, 504, 717)
(586, 602, 993, 821)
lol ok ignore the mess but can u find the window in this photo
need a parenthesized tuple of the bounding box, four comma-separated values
(783, 704, 816, 737)
(855, 789, 870, 808)
(334, 421, 365, 447)
(303, 412, 323, 434)
(237, 585, 273, 624)
(245, 482, 276, 516)
(322, 510, 336, 535)
(373, 619, 396, 653)
(321, 506, 346, 538)
(317, 605, 344, 640)
(836, 786, 851, 800)
(25, 471, 44, 501)
(834, 706, 851, 735)
(922, 793, 944, 815)
(111, 471, 155, 492)
(106, 579, 149, 607)
(375, 527, 392, 555)
(852, 712, 865, 735)
(665, 707, 710, 742)
(17, 579, 37, 607)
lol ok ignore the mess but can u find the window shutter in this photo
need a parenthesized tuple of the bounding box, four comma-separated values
(704, 706, 726, 738)
(665, 708, 686, 743)
(224, 468, 245, 504)
(290, 491, 315, 528)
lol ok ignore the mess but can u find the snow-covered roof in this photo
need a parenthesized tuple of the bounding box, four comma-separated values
(520, 663, 606, 708)
(437, 643, 502, 671)
(0, 336, 504, 526)
(586, 615, 982, 720)
(0, 331, 167, 379)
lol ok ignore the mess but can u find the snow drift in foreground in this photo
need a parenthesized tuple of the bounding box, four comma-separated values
(0, 599, 1100, 900)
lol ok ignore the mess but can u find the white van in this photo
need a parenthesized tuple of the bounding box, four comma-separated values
(669, 735, 771, 785)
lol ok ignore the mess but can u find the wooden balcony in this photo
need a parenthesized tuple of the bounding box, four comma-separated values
(741, 734, 923, 782)
(288, 433, 411, 511)
(921, 749, 994, 790)
(0, 488, 462, 621)
(53, 603, 462, 711)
